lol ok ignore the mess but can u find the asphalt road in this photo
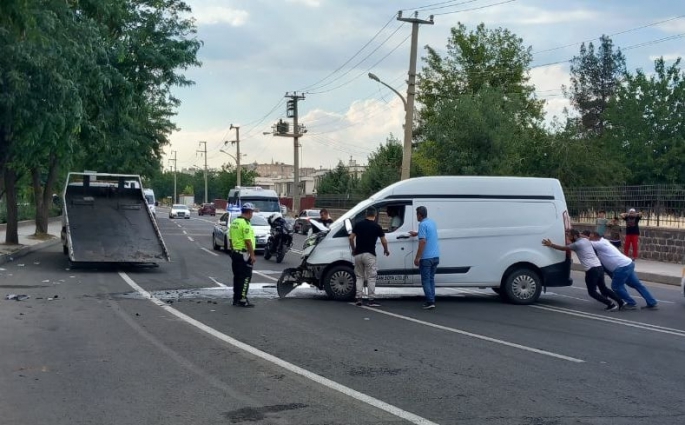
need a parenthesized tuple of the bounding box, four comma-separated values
(1, 208, 684, 425)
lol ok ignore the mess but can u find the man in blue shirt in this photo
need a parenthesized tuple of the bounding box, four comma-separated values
(409, 206, 440, 310)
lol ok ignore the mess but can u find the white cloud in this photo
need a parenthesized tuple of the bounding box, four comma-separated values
(649, 53, 683, 61)
(191, 6, 248, 26)
(285, 0, 321, 7)
(529, 64, 571, 122)
(168, 97, 404, 170)
(658, 19, 685, 33)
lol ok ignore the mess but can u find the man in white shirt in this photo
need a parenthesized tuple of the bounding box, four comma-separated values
(543, 229, 623, 311)
(588, 231, 658, 310)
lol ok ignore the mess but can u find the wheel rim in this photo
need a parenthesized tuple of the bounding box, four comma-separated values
(329, 270, 354, 296)
(511, 274, 537, 300)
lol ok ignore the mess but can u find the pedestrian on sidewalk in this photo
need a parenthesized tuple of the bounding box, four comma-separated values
(543, 230, 622, 311)
(606, 216, 622, 249)
(409, 206, 440, 310)
(349, 207, 389, 307)
(620, 208, 642, 260)
(588, 231, 658, 310)
(596, 210, 608, 237)
(229, 203, 257, 308)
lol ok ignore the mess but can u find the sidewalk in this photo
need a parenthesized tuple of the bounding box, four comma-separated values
(0, 217, 61, 265)
(0, 217, 682, 285)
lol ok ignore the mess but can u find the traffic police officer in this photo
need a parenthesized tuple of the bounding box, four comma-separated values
(229, 202, 256, 307)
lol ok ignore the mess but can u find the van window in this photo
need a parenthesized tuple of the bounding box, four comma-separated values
(349, 204, 406, 233)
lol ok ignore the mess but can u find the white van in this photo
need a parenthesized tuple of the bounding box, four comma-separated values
(284, 176, 572, 305)
(143, 188, 156, 215)
(227, 186, 281, 219)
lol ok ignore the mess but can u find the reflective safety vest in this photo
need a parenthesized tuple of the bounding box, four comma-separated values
(229, 216, 255, 251)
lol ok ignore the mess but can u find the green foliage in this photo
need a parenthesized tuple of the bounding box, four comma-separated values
(182, 184, 194, 195)
(567, 35, 626, 135)
(316, 161, 359, 195)
(418, 22, 543, 127)
(358, 136, 403, 196)
(603, 58, 685, 184)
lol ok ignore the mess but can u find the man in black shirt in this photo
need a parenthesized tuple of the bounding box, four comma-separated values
(311, 208, 334, 234)
(349, 207, 389, 307)
(620, 208, 642, 260)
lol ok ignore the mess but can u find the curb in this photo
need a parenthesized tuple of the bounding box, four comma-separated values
(0, 239, 61, 266)
(570, 263, 681, 286)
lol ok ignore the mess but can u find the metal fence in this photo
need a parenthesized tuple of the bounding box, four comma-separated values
(315, 194, 365, 210)
(565, 185, 685, 228)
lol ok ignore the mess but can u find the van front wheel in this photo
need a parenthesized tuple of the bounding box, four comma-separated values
(323, 265, 356, 301)
(503, 268, 542, 305)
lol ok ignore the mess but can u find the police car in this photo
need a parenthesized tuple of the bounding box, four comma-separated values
(212, 211, 270, 252)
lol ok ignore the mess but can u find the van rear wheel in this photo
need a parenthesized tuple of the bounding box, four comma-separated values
(503, 268, 542, 305)
(323, 265, 356, 301)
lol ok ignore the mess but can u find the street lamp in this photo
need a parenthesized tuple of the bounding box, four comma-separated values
(368, 72, 412, 180)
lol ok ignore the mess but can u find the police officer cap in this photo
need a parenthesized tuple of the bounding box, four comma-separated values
(241, 202, 255, 211)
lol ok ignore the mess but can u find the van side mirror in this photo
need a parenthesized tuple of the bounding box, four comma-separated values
(155, 201, 159, 206)
(344, 219, 353, 235)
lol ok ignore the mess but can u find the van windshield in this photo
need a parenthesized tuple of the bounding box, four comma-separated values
(145, 194, 154, 205)
(241, 197, 280, 212)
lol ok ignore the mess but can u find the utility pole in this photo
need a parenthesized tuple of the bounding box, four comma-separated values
(168, 150, 177, 204)
(197, 141, 208, 204)
(285, 92, 305, 213)
(229, 124, 241, 187)
(397, 11, 433, 180)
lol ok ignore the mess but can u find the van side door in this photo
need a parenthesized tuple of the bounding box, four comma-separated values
(374, 202, 416, 286)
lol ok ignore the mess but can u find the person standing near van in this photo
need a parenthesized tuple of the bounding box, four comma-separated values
(542, 230, 622, 311)
(621, 208, 642, 260)
(312, 208, 333, 234)
(588, 231, 658, 310)
(349, 207, 389, 307)
(409, 206, 440, 310)
(229, 203, 257, 308)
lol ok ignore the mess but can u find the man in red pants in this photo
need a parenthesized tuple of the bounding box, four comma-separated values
(620, 208, 642, 260)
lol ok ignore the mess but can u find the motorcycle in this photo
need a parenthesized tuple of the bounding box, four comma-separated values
(263, 215, 294, 263)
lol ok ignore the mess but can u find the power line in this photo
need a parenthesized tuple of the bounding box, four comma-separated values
(305, 22, 407, 93)
(431, 0, 516, 16)
(298, 13, 397, 92)
(306, 33, 411, 95)
(404, 0, 482, 13)
(533, 14, 685, 55)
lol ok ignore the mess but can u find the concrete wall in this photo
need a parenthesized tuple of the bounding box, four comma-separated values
(571, 223, 685, 264)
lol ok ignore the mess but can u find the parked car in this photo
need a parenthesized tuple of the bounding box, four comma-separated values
(212, 212, 270, 252)
(294, 209, 320, 234)
(169, 204, 191, 219)
(198, 203, 216, 216)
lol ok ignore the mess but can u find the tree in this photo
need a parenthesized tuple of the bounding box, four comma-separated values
(567, 35, 626, 136)
(358, 136, 403, 196)
(419, 87, 532, 176)
(603, 57, 685, 184)
(316, 162, 358, 195)
(418, 23, 543, 128)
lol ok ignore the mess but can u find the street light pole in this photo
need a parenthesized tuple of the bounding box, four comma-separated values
(368, 73, 407, 111)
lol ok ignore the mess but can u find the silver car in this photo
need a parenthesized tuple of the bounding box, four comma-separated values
(169, 204, 191, 219)
(212, 213, 270, 252)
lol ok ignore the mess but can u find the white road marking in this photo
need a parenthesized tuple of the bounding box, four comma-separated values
(117, 272, 438, 425)
(359, 306, 584, 363)
(289, 249, 304, 255)
(567, 286, 674, 303)
(253, 270, 279, 282)
(531, 304, 685, 337)
(543, 292, 590, 303)
(183, 230, 187, 235)
(208, 276, 227, 287)
(187, 237, 194, 242)
(201, 247, 219, 257)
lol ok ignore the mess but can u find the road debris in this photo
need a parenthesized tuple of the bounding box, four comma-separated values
(6, 294, 30, 301)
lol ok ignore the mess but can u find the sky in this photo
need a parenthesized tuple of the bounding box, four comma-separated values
(166, 0, 685, 172)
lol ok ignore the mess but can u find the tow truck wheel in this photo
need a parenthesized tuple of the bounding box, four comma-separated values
(323, 265, 356, 301)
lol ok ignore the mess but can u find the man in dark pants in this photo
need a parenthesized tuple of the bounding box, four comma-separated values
(543, 229, 623, 311)
(229, 203, 257, 308)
